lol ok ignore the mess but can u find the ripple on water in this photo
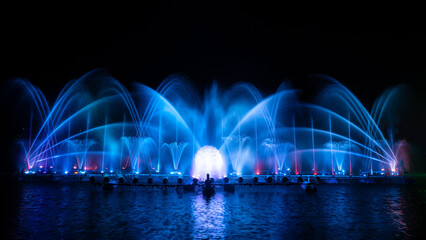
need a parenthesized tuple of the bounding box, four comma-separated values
(4, 183, 426, 239)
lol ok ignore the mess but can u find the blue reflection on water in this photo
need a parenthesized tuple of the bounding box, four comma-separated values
(192, 194, 225, 239)
(5, 182, 426, 239)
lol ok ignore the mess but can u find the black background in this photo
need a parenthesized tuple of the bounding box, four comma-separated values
(1, 3, 426, 173)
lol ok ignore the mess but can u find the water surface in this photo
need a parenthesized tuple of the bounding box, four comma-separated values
(4, 182, 426, 239)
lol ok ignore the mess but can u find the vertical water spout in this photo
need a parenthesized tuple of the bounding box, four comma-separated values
(293, 115, 297, 174)
(84, 112, 90, 170)
(311, 116, 315, 174)
(255, 117, 258, 174)
(67, 119, 70, 172)
(193, 114, 195, 163)
(102, 116, 107, 171)
(120, 114, 125, 171)
(157, 115, 162, 172)
(329, 115, 334, 175)
(348, 112, 351, 175)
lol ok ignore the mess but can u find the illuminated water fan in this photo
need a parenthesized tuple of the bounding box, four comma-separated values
(192, 146, 226, 179)
(11, 72, 408, 180)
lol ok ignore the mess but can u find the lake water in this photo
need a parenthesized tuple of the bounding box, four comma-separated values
(4, 181, 426, 239)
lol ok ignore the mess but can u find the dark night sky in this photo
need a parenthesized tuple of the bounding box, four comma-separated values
(1, 3, 426, 172)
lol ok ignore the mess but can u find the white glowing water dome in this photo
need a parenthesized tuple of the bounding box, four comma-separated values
(192, 145, 226, 179)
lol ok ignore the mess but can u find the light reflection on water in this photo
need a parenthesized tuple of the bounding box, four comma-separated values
(192, 194, 226, 239)
(5, 183, 426, 239)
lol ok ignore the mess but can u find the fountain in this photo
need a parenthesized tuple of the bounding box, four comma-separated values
(6, 71, 411, 180)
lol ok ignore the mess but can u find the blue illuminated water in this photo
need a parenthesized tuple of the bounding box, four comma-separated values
(9, 72, 412, 178)
(5, 182, 426, 239)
